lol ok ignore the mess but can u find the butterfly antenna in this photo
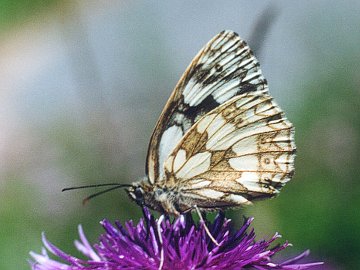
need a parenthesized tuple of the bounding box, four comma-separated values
(62, 183, 131, 192)
(82, 185, 129, 205)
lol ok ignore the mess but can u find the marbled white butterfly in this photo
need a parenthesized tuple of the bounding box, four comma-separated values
(128, 30, 296, 215)
(65, 30, 296, 218)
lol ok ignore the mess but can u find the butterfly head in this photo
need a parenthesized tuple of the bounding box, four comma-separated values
(126, 179, 183, 215)
(126, 178, 159, 208)
(126, 183, 146, 206)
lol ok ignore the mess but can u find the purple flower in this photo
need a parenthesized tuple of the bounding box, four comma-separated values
(30, 208, 323, 270)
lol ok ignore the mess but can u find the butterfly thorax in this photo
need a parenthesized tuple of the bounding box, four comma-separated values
(126, 178, 186, 216)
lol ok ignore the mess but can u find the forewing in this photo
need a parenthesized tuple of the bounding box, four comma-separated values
(146, 30, 268, 183)
(164, 91, 296, 209)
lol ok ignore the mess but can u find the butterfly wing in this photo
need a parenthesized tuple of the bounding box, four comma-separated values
(146, 30, 268, 183)
(163, 91, 295, 210)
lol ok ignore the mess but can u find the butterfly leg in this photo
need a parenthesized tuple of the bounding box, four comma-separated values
(194, 205, 220, 246)
(142, 206, 151, 241)
(157, 215, 165, 270)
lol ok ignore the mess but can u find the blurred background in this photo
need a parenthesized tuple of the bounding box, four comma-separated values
(0, 0, 359, 269)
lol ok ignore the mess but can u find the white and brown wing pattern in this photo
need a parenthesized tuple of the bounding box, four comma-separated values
(146, 30, 268, 183)
(163, 91, 295, 210)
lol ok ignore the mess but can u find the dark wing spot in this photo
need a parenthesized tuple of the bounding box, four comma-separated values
(184, 94, 220, 122)
(239, 82, 258, 93)
(266, 113, 282, 123)
(215, 63, 223, 72)
(184, 63, 204, 86)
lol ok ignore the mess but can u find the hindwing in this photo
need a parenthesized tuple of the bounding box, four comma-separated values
(163, 91, 295, 208)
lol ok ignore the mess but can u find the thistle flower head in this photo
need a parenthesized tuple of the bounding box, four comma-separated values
(30, 208, 323, 270)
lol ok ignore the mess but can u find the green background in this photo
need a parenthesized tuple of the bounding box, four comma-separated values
(0, 1, 359, 269)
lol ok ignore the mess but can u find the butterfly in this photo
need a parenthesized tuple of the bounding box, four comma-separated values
(126, 30, 296, 216)
(65, 30, 296, 218)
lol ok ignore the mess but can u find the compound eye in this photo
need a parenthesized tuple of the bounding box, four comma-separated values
(134, 187, 143, 199)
